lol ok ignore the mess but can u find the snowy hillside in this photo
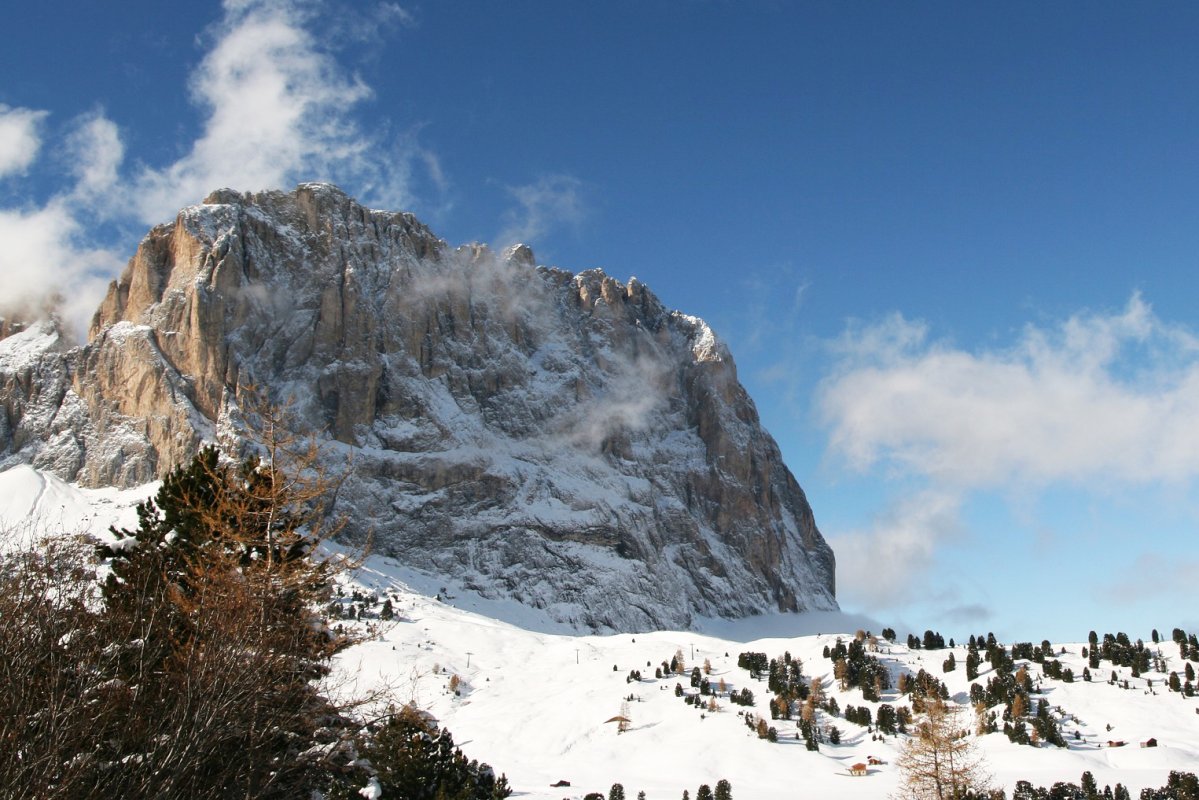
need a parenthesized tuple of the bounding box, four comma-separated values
(3, 470, 1196, 799)
(339, 561, 1199, 800)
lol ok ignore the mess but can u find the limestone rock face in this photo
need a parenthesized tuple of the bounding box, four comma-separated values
(0, 184, 836, 631)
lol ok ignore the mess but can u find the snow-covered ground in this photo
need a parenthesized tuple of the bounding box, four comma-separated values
(0, 464, 149, 550)
(341, 556, 1199, 799)
(3, 467, 1197, 799)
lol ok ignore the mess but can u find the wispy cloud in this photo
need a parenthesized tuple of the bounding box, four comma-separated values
(64, 112, 124, 202)
(1106, 552, 1199, 604)
(0, 105, 48, 179)
(941, 603, 993, 626)
(497, 174, 585, 250)
(131, 0, 377, 222)
(827, 489, 964, 610)
(819, 294, 1199, 488)
(326, 1, 415, 49)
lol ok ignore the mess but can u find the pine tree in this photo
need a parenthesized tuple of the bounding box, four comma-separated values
(609, 783, 627, 800)
(361, 705, 510, 800)
(696, 785, 713, 800)
(714, 779, 733, 800)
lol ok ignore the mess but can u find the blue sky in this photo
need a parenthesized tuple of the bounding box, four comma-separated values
(3, 0, 1198, 643)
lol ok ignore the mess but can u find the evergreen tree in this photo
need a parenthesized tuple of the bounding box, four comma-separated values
(877, 704, 898, 735)
(609, 783, 626, 800)
(714, 779, 733, 800)
(696, 785, 714, 800)
(966, 650, 981, 681)
(359, 705, 511, 800)
(1164, 771, 1199, 800)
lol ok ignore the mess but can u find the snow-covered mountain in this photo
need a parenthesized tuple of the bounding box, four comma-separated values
(0, 184, 835, 631)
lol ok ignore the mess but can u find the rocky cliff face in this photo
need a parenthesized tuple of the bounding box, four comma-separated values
(0, 184, 836, 631)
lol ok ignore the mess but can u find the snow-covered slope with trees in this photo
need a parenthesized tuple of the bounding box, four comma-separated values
(337, 561, 1199, 799)
(1, 474, 1195, 800)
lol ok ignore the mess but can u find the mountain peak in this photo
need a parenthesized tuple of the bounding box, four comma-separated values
(0, 184, 836, 631)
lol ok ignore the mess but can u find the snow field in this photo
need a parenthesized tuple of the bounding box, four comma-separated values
(3, 467, 1197, 799)
(338, 560, 1199, 799)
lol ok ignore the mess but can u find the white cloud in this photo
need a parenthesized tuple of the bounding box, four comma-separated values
(0, 105, 48, 179)
(827, 490, 963, 609)
(65, 112, 124, 201)
(497, 174, 585, 249)
(0, 107, 125, 338)
(819, 294, 1199, 487)
(0, 199, 122, 338)
(131, 0, 376, 221)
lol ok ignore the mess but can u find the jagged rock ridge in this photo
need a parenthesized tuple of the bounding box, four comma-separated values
(0, 183, 836, 631)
